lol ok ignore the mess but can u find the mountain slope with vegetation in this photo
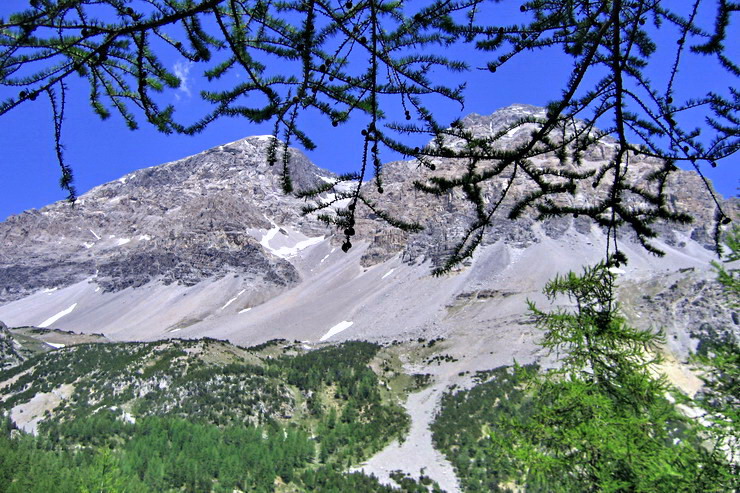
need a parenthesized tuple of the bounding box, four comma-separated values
(0, 337, 445, 492)
(430, 251, 739, 493)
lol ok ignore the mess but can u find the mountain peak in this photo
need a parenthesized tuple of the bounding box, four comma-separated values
(458, 104, 547, 137)
(0, 102, 734, 346)
(497, 103, 546, 114)
(0, 134, 338, 304)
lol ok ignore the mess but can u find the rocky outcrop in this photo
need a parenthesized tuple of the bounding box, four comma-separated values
(620, 271, 739, 361)
(0, 105, 733, 306)
(354, 105, 732, 267)
(0, 137, 329, 304)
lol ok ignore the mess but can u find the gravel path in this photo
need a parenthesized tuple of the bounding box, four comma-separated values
(355, 384, 461, 493)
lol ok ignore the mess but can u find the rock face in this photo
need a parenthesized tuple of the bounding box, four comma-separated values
(0, 136, 329, 303)
(620, 269, 739, 361)
(352, 104, 729, 269)
(0, 104, 734, 349)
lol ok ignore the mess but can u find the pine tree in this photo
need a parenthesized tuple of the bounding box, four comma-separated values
(79, 448, 127, 493)
(0, 1, 736, 263)
(490, 260, 737, 492)
(694, 225, 740, 490)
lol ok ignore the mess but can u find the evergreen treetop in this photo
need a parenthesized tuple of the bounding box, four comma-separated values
(492, 260, 737, 491)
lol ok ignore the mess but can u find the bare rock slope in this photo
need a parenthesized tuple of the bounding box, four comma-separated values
(0, 136, 328, 303)
(0, 104, 734, 347)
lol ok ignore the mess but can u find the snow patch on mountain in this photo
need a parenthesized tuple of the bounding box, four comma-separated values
(272, 236, 324, 257)
(259, 225, 325, 258)
(221, 289, 246, 310)
(320, 321, 353, 341)
(39, 303, 78, 328)
(260, 226, 280, 249)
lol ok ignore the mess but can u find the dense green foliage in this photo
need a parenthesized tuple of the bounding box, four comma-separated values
(434, 365, 734, 492)
(2, 413, 437, 493)
(0, 422, 135, 493)
(694, 226, 740, 489)
(2, 415, 312, 492)
(431, 365, 538, 492)
(516, 262, 735, 491)
(433, 262, 737, 492)
(693, 334, 740, 492)
(0, 339, 418, 492)
(279, 342, 407, 466)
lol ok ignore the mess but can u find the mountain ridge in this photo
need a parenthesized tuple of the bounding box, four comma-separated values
(0, 135, 332, 303)
(0, 104, 734, 349)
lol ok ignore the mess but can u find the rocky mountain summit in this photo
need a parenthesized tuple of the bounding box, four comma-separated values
(355, 104, 726, 268)
(0, 136, 331, 303)
(0, 103, 734, 347)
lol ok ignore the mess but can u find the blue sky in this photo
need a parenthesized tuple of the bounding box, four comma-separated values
(0, 1, 736, 221)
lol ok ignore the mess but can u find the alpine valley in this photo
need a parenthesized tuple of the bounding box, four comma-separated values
(0, 104, 737, 492)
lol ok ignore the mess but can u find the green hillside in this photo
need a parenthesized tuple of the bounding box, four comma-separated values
(0, 337, 439, 492)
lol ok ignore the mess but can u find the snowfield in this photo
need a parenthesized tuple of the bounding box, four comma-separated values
(319, 321, 353, 341)
(39, 303, 78, 328)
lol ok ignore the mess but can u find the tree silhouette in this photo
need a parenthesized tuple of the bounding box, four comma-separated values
(1, 0, 736, 264)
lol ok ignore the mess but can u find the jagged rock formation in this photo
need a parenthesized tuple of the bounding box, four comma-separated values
(353, 104, 727, 268)
(620, 269, 739, 361)
(0, 136, 329, 303)
(0, 104, 733, 349)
